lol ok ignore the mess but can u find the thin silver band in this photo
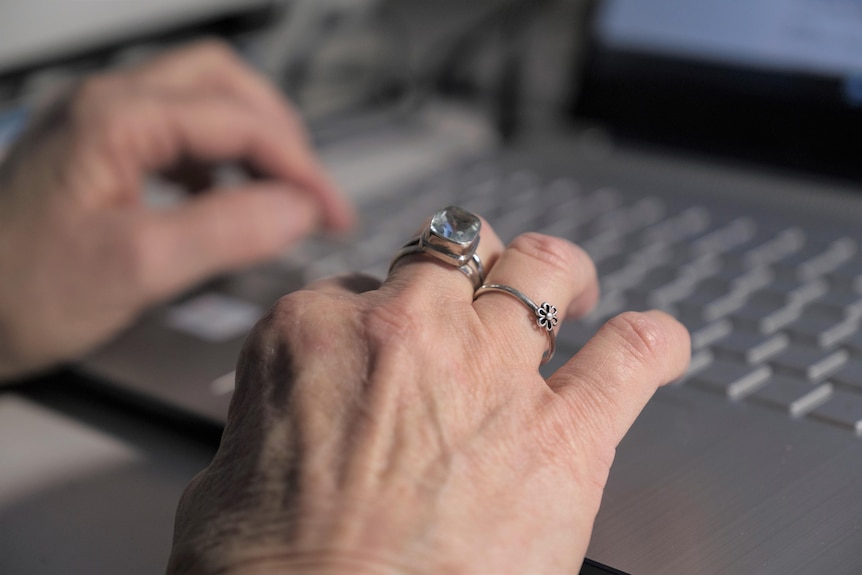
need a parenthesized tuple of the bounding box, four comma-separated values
(474, 283, 558, 364)
(390, 238, 485, 289)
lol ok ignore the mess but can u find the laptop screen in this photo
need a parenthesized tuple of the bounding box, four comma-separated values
(597, 0, 862, 85)
(575, 0, 862, 179)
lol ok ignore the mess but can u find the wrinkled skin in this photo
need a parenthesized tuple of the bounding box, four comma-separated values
(0, 41, 353, 380)
(169, 224, 690, 575)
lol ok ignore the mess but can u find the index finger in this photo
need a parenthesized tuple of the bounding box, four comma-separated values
(548, 310, 690, 451)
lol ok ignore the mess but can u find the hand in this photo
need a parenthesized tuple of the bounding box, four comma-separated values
(0, 41, 354, 380)
(168, 218, 690, 574)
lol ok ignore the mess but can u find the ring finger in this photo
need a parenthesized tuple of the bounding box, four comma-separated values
(473, 232, 599, 369)
(385, 207, 506, 302)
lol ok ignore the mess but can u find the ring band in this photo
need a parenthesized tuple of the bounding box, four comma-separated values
(391, 239, 485, 288)
(474, 283, 559, 364)
(389, 206, 485, 289)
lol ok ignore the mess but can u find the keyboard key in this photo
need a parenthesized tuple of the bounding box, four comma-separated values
(627, 197, 667, 230)
(585, 187, 624, 218)
(626, 285, 689, 312)
(808, 389, 862, 434)
(682, 349, 714, 381)
(778, 238, 857, 282)
(679, 291, 747, 323)
(580, 290, 626, 326)
(591, 197, 665, 237)
(829, 263, 862, 294)
(602, 262, 650, 291)
(696, 267, 774, 297)
(596, 253, 629, 277)
(688, 318, 733, 350)
(677, 254, 723, 284)
(732, 267, 778, 294)
(642, 206, 710, 244)
(741, 228, 805, 268)
(541, 178, 581, 208)
(691, 360, 771, 400)
(828, 359, 862, 391)
(630, 266, 677, 293)
(631, 241, 675, 266)
(748, 278, 829, 308)
(807, 291, 862, 320)
(786, 315, 859, 349)
(689, 217, 756, 257)
(581, 233, 626, 263)
(714, 332, 789, 364)
(750, 377, 833, 417)
(731, 302, 801, 334)
(771, 346, 848, 382)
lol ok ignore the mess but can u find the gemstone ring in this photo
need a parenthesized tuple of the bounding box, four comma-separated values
(473, 283, 558, 365)
(389, 206, 485, 289)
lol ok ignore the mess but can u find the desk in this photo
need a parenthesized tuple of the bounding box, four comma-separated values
(0, 378, 218, 575)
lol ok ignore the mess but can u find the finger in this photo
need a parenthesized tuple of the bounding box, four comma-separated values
(385, 210, 505, 302)
(306, 273, 383, 296)
(473, 233, 599, 367)
(77, 76, 354, 232)
(126, 40, 297, 133)
(129, 41, 353, 233)
(139, 181, 320, 301)
(548, 310, 691, 449)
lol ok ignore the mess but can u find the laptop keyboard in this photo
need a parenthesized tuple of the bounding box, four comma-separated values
(290, 160, 862, 435)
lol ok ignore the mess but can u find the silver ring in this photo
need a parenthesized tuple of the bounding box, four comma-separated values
(392, 240, 485, 288)
(389, 206, 485, 288)
(474, 283, 559, 364)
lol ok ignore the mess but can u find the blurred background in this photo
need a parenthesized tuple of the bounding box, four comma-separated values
(0, 0, 590, 156)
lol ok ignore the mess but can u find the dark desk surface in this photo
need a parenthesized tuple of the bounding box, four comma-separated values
(0, 377, 218, 575)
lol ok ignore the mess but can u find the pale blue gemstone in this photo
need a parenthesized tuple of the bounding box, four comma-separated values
(430, 206, 480, 244)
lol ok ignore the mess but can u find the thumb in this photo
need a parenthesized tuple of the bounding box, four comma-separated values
(141, 182, 320, 301)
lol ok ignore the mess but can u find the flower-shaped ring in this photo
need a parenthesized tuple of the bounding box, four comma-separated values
(536, 303, 559, 332)
(474, 284, 558, 365)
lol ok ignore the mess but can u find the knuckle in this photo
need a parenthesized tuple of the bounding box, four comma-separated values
(261, 291, 343, 356)
(189, 38, 239, 67)
(508, 232, 580, 277)
(238, 293, 319, 384)
(268, 291, 315, 335)
(604, 311, 670, 367)
(364, 289, 479, 373)
(364, 295, 428, 350)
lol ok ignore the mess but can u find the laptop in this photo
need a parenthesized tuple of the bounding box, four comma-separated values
(6, 1, 862, 573)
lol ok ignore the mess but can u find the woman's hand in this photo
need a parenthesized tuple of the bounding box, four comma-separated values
(0, 41, 353, 379)
(169, 216, 690, 574)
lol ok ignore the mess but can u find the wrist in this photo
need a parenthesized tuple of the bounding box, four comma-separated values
(170, 548, 426, 575)
(168, 497, 434, 575)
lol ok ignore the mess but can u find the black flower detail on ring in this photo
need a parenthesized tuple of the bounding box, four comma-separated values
(536, 303, 559, 332)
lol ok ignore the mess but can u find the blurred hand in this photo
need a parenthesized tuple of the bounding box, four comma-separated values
(168, 219, 690, 574)
(0, 41, 354, 380)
